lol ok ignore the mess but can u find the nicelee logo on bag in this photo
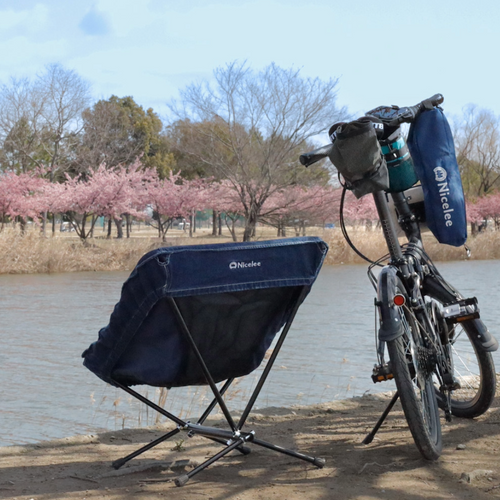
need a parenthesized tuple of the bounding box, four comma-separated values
(434, 167, 447, 182)
(433, 167, 455, 228)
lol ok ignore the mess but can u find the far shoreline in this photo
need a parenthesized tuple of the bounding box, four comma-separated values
(1, 226, 499, 275)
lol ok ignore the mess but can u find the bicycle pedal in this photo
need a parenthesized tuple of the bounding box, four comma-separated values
(371, 364, 393, 383)
(443, 297, 480, 323)
(441, 373, 461, 391)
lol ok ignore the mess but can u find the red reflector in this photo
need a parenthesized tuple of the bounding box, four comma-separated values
(393, 294, 406, 306)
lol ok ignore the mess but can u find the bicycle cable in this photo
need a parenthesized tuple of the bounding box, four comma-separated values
(340, 185, 384, 267)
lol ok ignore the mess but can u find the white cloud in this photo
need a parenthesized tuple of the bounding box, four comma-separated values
(0, 36, 68, 79)
(95, 0, 157, 37)
(0, 3, 49, 36)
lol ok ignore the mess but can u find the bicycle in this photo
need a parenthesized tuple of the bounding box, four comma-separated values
(299, 95, 498, 460)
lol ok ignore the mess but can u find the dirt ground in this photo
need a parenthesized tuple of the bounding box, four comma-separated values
(1, 392, 499, 500)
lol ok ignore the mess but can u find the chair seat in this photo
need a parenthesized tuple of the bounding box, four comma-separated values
(83, 237, 328, 387)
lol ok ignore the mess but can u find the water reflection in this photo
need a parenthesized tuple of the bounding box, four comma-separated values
(1, 261, 499, 446)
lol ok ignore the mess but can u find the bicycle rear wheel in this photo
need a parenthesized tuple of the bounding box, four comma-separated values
(387, 293, 442, 460)
(426, 294, 496, 418)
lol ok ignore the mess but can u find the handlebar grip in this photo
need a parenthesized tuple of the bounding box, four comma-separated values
(299, 143, 334, 167)
(420, 93, 444, 111)
(429, 93, 444, 106)
(396, 94, 446, 124)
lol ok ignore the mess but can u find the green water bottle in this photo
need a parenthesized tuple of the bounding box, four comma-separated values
(381, 132, 419, 193)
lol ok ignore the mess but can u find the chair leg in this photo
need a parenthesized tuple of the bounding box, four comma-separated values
(111, 378, 250, 470)
(250, 436, 325, 468)
(112, 429, 251, 471)
(112, 428, 181, 469)
(174, 437, 248, 487)
(362, 391, 399, 445)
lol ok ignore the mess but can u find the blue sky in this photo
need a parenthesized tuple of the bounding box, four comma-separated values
(1, 0, 499, 128)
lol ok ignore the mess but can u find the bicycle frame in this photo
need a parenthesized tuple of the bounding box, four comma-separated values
(371, 190, 452, 393)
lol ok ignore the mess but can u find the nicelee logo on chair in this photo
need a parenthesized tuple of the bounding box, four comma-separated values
(229, 260, 261, 270)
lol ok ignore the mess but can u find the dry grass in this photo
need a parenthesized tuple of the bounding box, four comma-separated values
(0, 228, 229, 275)
(0, 226, 498, 275)
(322, 227, 500, 265)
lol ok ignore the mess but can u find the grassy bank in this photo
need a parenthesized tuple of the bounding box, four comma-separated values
(1, 226, 499, 274)
(323, 228, 500, 265)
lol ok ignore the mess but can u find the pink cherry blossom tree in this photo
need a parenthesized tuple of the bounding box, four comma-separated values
(466, 199, 484, 234)
(262, 185, 342, 236)
(146, 172, 210, 241)
(50, 162, 153, 241)
(176, 177, 211, 237)
(468, 192, 500, 232)
(341, 190, 378, 228)
(205, 180, 245, 241)
(0, 169, 49, 231)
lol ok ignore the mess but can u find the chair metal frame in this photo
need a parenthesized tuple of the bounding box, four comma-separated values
(111, 290, 325, 487)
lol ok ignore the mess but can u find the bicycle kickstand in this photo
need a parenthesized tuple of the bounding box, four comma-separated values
(362, 391, 399, 445)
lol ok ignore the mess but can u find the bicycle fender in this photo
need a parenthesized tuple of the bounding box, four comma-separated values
(469, 319, 498, 352)
(377, 266, 404, 342)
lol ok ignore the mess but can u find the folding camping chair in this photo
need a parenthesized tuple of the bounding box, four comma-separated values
(82, 237, 328, 486)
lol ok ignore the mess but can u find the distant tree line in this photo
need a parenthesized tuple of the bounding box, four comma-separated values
(1, 62, 500, 241)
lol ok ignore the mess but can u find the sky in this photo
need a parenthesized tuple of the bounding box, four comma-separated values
(1, 0, 499, 134)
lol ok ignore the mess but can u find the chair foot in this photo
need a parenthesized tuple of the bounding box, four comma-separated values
(112, 458, 128, 470)
(175, 474, 190, 487)
(313, 457, 326, 468)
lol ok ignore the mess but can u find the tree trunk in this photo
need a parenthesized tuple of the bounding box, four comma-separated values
(212, 211, 218, 236)
(89, 215, 96, 239)
(126, 214, 131, 238)
(114, 217, 123, 238)
(42, 211, 47, 237)
(225, 215, 238, 242)
(243, 207, 259, 242)
(81, 216, 87, 240)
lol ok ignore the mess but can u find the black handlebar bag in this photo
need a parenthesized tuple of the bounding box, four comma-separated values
(329, 118, 389, 198)
(407, 108, 467, 247)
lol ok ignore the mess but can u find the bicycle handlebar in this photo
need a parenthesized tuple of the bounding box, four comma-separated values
(366, 93, 444, 126)
(299, 94, 444, 167)
(299, 143, 334, 167)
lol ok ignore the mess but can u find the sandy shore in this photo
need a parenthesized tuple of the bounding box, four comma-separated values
(1, 392, 499, 499)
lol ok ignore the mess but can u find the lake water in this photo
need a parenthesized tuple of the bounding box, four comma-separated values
(1, 260, 499, 446)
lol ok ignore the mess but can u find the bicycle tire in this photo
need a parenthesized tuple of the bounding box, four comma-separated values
(425, 290, 496, 418)
(387, 287, 442, 460)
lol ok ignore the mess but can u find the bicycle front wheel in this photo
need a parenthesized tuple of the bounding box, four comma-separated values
(387, 296, 442, 460)
(426, 293, 496, 418)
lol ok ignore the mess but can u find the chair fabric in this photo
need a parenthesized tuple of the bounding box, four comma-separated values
(82, 237, 328, 388)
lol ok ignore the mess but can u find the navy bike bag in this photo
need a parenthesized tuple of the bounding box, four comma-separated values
(407, 108, 467, 247)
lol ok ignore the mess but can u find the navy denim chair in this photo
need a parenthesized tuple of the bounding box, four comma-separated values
(83, 237, 328, 486)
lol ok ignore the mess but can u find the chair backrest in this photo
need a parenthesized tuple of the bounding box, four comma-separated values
(82, 237, 328, 387)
